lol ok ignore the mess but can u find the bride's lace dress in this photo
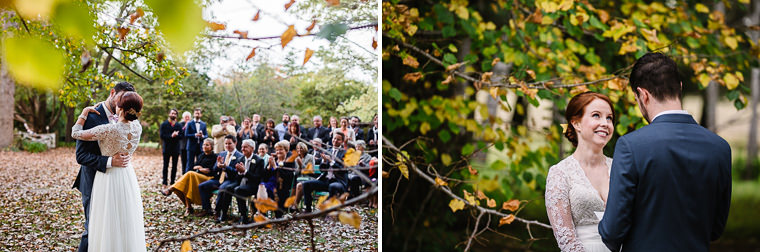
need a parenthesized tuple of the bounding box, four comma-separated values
(545, 156, 612, 252)
(72, 121, 145, 252)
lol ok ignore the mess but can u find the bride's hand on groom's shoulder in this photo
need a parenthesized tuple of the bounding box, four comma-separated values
(80, 106, 100, 118)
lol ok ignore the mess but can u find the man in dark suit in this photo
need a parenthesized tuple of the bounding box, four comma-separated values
(599, 53, 731, 252)
(366, 114, 378, 154)
(213, 135, 245, 222)
(160, 109, 182, 186)
(252, 113, 265, 140)
(232, 139, 265, 224)
(301, 131, 348, 212)
(184, 108, 208, 174)
(72, 82, 134, 252)
(351, 116, 364, 142)
(307, 115, 330, 145)
(178, 111, 191, 176)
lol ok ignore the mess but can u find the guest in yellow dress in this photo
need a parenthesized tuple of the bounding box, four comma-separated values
(162, 138, 217, 215)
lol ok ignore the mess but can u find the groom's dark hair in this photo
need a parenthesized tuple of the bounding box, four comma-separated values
(113, 82, 135, 93)
(629, 52, 682, 102)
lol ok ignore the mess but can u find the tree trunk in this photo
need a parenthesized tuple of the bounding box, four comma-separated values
(64, 106, 75, 142)
(746, 68, 759, 179)
(0, 63, 14, 148)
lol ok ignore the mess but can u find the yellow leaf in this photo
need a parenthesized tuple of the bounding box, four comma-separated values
(463, 190, 478, 205)
(489, 87, 500, 100)
(724, 36, 738, 50)
(207, 21, 226, 31)
(735, 71, 744, 82)
(739, 0, 749, 3)
(398, 162, 409, 179)
(402, 55, 420, 68)
(640, 29, 660, 44)
(476, 190, 487, 200)
(698, 73, 712, 88)
(343, 148, 362, 166)
(499, 214, 515, 226)
(254, 198, 279, 213)
(285, 0, 295, 10)
(246, 47, 256, 61)
(502, 199, 520, 211)
(695, 3, 709, 13)
(454, 6, 469, 19)
(281, 25, 297, 48)
(420, 122, 431, 134)
(181, 240, 192, 252)
(303, 48, 314, 65)
(317, 195, 328, 207)
(147, 0, 205, 55)
(318, 196, 342, 210)
(487, 198, 496, 208)
(253, 10, 260, 21)
(2, 36, 65, 90)
(441, 75, 454, 85)
(441, 154, 452, 166)
(446, 62, 464, 72)
(338, 211, 361, 229)
(284, 195, 297, 208)
(435, 177, 448, 187)
(481, 72, 493, 83)
(449, 199, 465, 212)
(302, 162, 314, 174)
(560, 123, 568, 134)
(254, 213, 268, 223)
(724, 73, 739, 90)
(325, 0, 340, 7)
(526, 70, 536, 80)
(15, 0, 56, 19)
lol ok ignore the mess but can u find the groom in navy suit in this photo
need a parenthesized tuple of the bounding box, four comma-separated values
(599, 53, 731, 251)
(72, 82, 134, 252)
(185, 108, 208, 173)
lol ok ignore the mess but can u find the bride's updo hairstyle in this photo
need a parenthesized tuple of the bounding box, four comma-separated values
(118, 91, 143, 121)
(564, 91, 614, 147)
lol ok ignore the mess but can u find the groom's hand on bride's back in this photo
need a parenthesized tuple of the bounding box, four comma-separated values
(112, 153, 130, 167)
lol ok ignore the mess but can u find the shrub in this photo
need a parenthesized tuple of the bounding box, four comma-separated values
(21, 141, 47, 153)
(723, 180, 760, 239)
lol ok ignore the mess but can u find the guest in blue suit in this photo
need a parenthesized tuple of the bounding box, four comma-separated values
(72, 82, 134, 252)
(211, 135, 245, 222)
(599, 53, 731, 252)
(185, 108, 208, 174)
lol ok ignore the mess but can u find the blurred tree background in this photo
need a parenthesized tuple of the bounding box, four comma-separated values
(382, 0, 760, 251)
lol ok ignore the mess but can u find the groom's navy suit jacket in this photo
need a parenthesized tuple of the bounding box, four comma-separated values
(599, 114, 731, 252)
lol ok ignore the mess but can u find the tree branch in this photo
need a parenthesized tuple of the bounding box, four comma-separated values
(206, 23, 378, 41)
(97, 46, 155, 83)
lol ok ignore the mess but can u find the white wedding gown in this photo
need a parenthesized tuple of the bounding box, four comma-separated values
(545, 156, 612, 252)
(72, 120, 146, 252)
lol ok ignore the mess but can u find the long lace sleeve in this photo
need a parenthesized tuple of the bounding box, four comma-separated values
(545, 166, 585, 252)
(71, 123, 111, 141)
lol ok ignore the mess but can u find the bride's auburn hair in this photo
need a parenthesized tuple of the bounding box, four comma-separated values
(564, 91, 614, 147)
(118, 91, 143, 121)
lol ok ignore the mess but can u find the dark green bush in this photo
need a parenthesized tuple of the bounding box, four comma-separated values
(21, 141, 47, 153)
(723, 180, 760, 239)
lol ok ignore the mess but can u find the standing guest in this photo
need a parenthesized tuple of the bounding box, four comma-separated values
(252, 114, 265, 138)
(178, 111, 192, 175)
(211, 116, 236, 153)
(283, 121, 303, 151)
(229, 116, 240, 132)
(291, 115, 306, 134)
(184, 108, 208, 174)
(212, 135, 244, 222)
(300, 132, 348, 212)
(237, 117, 254, 151)
(232, 139, 266, 224)
(160, 109, 182, 187)
(307, 115, 331, 146)
(334, 117, 355, 148)
(366, 114, 378, 153)
(351, 116, 365, 142)
(262, 119, 279, 153)
(275, 113, 290, 141)
(162, 138, 217, 216)
(267, 140, 296, 218)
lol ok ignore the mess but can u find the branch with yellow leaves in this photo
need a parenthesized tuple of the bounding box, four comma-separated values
(383, 136, 551, 252)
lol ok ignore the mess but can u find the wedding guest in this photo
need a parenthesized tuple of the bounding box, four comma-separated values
(307, 115, 331, 146)
(347, 140, 373, 199)
(252, 114, 265, 137)
(229, 116, 240, 132)
(162, 138, 217, 216)
(232, 139, 265, 224)
(309, 138, 326, 168)
(366, 114, 378, 154)
(213, 135, 245, 222)
(160, 109, 182, 186)
(237, 117, 254, 151)
(195, 136, 240, 218)
(300, 132, 347, 212)
(267, 140, 296, 218)
(262, 119, 279, 153)
(351, 116, 364, 142)
(275, 113, 290, 141)
(334, 117, 355, 148)
(292, 142, 315, 209)
(184, 108, 208, 174)
(283, 121, 303, 151)
(327, 116, 338, 146)
(257, 143, 270, 169)
(211, 116, 236, 153)
(291, 115, 306, 134)
(178, 111, 192, 175)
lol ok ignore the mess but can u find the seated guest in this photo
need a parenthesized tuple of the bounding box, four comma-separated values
(178, 111, 192, 176)
(194, 135, 243, 218)
(351, 116, 364, 142)
(347, 140, 374, 199)
(211, 116, 236, 153)
(265, 140, 296, 218)
(232, 139, 265, 224)
(162, 138, 216, 215)
(294, 142, 315, 175)
(308, 138, 326, 168)
(261, 119, 279, 153)
(257, 143, 270, 168)
(283, 121, 303, 151)
(298, 132, 348, 213)
(237, 117, 254, 151)
(334, 117, 355, 149)
(213, 135, 245, 222)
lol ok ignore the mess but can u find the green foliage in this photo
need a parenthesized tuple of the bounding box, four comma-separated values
(146, 0, 205, 56)
(1, 36, 65, 90)
(21, 141, 47, 153)
(723, 181, 760, 239)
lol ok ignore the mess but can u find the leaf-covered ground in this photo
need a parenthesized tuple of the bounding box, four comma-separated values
(0, 147, 378, 251)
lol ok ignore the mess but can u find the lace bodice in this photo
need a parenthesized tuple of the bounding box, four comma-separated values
(72, 121, 142, 158)
(545, 155, 612, 252)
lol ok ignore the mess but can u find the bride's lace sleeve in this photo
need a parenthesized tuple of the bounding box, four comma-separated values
(545, 165, 585, 252)
(71, 123, 111, 141)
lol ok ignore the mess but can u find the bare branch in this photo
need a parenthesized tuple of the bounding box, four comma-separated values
(207, 23, 378, 41)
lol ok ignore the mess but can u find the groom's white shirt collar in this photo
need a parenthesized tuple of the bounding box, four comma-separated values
(102, 101, 116, 124)
(651, 110, 689, 122)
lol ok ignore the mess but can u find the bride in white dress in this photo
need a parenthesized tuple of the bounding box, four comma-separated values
(545, 92, 615, 252)
(72, 91, 146, 252)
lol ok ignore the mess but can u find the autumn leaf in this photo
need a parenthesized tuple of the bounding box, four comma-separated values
(491, 58, 500, 66)
(338, 211, 361, 229)
(487, 198, 496, 208)
(463, 190, 478, 206)
(117, 27, 130, 41)
(435, 177, 448, 187)
(2, 36, 65, 90)
(253, 213, 268, 223)
(397, 162, 409, 178)
(253, 10, 260, 21)
(441, 75, 454, 85)
(207, 21, 226, 31)
(468, 165, 478, 175)
(303, 48, 314, 65)
(302, 162, 314, 174)
(233, 30, 248, 39)
(284, 195, 297, 208)
(343, 148, 361, 166)
(316, 195, 328, 207)
(502, 199, 520, 212)
(246, 47, 256, 61)
(129, 7, 144, 24)
(698, 73, 712, 88)
(403, 72, 423, 83)
(525, 69, 536, 80)
(254, 198, 278, 213)
(318, 196, 342, 210)
(306, 20, 317, 32)
(181, 240, 193, 252)
(402, 55, 419, 68)
(724, 73, 739, 90)
(287, 150, 298, 162)
(285, 0, 295, 11)
(446, 62, 464, 72)
(499, 214, 515, 226)
(157, 52, 165, 63)
(449, 199, 465, 212)
(281, 25, 297, 48)
(325, 0, 340, 6)
(372, 37, 377, 49)
(489, 87, 500, 100)
(382, 171, 389, 178)
(481, 72, 493, 83)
